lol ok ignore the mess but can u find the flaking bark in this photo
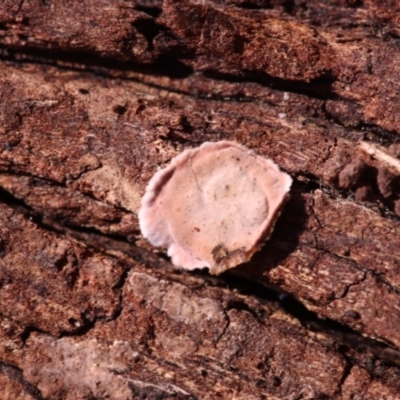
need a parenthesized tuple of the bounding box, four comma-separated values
(1, 1, 400, 399)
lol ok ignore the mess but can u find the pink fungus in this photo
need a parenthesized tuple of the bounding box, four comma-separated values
(139, 141, 292, 275)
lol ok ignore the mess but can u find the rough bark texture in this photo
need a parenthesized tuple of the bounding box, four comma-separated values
(1, 0, 400, 399)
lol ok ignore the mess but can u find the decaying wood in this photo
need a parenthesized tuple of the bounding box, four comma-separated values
(1, 0, 400, 399)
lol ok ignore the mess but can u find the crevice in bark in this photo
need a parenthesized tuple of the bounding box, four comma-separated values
(0, 171, 138, 230)
(15, 0, 25, 15)
(337, 361, 356, 397)
(202, 69, 337, 101)
(0, 45, 194, 79)
(157, 260, 400, 369)
(20, 325, 51, 346)
(225, 298, 267, 325)
(0, 361, 47, 400)
(57, 312, 100, 339)
(0, 185, 46, 228)
(322, 102, 400, 148)
(278, 293, 400, 367)
(329, 267, 367, 301)
(0, 45, 339, 104)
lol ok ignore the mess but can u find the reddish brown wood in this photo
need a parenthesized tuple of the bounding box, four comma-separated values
(1, 1, 400, 398)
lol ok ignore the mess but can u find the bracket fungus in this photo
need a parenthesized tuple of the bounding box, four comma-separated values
(139, 141, 292, 275)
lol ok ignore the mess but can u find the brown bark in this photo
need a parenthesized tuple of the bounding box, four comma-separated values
(1, 0, 400, 399)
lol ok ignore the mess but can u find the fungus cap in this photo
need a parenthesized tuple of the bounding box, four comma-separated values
(139, 141, 292, 275)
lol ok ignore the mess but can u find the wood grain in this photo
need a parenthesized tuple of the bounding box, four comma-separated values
(1, 1, 400, 398)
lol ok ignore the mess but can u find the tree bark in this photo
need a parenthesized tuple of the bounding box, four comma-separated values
(1, 0, 400, 399)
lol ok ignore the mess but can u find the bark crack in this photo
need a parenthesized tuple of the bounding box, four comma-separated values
(0, 361, 47, 400)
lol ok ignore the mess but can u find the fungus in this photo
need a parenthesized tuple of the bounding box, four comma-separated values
(139, 141, 292, 275)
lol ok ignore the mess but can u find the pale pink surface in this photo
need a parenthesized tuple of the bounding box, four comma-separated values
(139, 141, 292, 274)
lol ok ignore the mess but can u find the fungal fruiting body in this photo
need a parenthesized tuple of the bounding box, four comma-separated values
(139, 141, 292, 275)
